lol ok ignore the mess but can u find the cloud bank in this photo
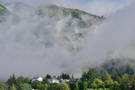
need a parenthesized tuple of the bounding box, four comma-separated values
(0, 0, 135, 80)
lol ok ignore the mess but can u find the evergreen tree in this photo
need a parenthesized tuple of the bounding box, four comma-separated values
(60, 73, 70, 79)
(79, 81, 88, 90)
(7, 74, 16, 87)
(104, 73, 112, 81)
(81, 69, 98, 81)
(120, 74, 130, 90)
(18, 83, 32, 90)
(10, 84, 16, 90)
(46, 74, 51, 79)
(16, 76, 25, 86)
(70, 82, 79, 90)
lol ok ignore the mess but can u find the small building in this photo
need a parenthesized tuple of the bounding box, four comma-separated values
(32, 76, 43, 82)
(48, 77, 60, 84)
(59, 79, 69, 83)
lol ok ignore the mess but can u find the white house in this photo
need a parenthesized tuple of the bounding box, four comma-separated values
(48, 77, 60, 84)
(32, 76, 43, 82)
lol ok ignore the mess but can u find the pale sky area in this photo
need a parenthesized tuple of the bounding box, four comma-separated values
(0, 0, 133, 16)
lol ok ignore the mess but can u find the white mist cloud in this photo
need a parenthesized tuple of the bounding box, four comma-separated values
(79, 0, 135, 62)
(0, 0, 135, 80)
(0, 2, 98, 79)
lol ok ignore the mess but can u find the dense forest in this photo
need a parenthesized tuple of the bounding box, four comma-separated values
(0, 59, 135, 90)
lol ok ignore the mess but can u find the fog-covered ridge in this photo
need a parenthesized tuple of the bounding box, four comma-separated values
(0, 1, 135, 80)
(0, 3, 103, 51)
(0, 3, 103, 79)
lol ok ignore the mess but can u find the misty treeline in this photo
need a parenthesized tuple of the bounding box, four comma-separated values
(1, 59, 135, 90)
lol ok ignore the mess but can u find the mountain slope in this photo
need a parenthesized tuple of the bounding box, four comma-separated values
(37, 5, 103, 29)
(0, 4, 6, 13)
(34, 5, 104, 50)
(98, 58, 135, 76)
(0, 4, 104, 51)
(0, 3, 9, 22)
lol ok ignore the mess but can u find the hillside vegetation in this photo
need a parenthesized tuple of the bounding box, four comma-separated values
(37, 5, 103, 29)
(0, 4, 104, 50)
(0, 3, 9, 22)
